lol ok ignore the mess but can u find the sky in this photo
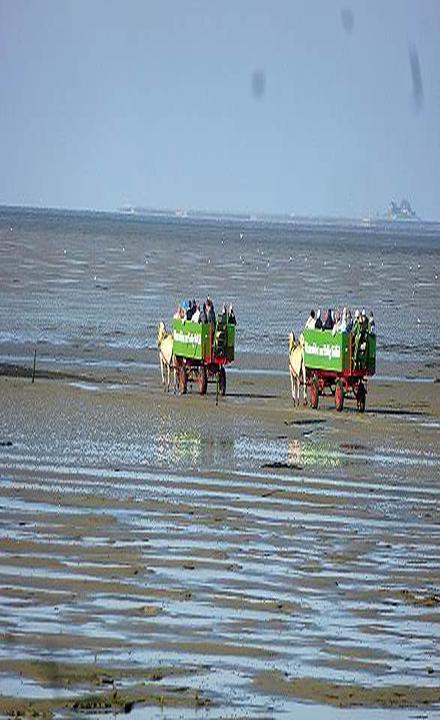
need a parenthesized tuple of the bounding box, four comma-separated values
(0, 0, 439, 219)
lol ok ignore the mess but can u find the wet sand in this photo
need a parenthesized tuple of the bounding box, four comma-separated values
(0, 365, 439, 718)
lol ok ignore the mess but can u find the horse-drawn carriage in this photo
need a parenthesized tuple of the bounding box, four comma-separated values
(302, 328, 376, 412)
(158, 314, 235, 396)
(173, 317, 235, 395)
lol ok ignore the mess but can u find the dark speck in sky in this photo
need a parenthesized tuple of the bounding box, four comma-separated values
(341, 7, 354, 35)
(251, 69, 266, 100)
(408, 43, 424, 113)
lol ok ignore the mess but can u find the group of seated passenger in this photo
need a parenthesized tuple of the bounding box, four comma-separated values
(305, 307, 375, 336)
(174, 297, 236, 327)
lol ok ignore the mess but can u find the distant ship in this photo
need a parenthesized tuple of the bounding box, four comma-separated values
(386, 199, 418, 221)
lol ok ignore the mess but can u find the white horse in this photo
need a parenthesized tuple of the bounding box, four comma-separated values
(157, 321, 175, 391)
(288, 331, 306, 406)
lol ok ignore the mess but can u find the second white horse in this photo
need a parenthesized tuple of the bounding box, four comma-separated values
(157, 321, 175, 391)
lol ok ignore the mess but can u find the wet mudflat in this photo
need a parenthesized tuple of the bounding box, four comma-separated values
(0, 370, 439, 718)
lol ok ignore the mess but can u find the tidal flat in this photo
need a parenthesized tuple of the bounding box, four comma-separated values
(0, 366, 439, 718)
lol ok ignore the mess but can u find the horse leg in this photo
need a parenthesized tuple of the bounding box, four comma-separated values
(159, 355, 165, 387)
(290, 368, 295, 401)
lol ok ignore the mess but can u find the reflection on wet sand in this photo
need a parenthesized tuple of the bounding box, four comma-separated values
(154, 431, 344, 471)
(288, 438, 342, 468)
(153, 427, 235, 469)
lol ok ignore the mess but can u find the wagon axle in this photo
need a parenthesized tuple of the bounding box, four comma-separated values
(307, 371, 368, 412)
(175, 358, 227, 397)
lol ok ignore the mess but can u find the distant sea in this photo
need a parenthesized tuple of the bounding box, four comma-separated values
(0, 206, 439, 376)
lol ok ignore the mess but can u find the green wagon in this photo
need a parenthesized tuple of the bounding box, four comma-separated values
(303, 328, 376, 411)
(172, 317, 235, 395)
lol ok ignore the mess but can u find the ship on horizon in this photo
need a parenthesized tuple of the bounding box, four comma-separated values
(386, 199, 418, 221)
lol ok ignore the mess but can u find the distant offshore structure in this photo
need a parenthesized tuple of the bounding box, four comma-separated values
(386, 199, 418, 221)
(116, 203, 423, 225)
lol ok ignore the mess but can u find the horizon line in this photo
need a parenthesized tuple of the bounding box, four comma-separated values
(0, 202, 437, 224)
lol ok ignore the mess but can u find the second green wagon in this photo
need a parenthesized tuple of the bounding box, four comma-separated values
(303, 328, 376, 412)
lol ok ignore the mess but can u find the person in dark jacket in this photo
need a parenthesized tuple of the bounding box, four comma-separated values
(186, 300, 194, 320)
(199, 303, 207, 324)
(314, 309, 323, 329)
(323, 308, 334, 330)
(206, 299, 216, 331)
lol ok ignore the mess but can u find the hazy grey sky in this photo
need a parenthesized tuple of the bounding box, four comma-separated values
(1, 0, 439, 218)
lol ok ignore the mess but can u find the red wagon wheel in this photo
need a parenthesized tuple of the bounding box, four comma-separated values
(198, 365, 207, 395)
(310, 376, 319, 409)
(335, 379, 345, 412)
